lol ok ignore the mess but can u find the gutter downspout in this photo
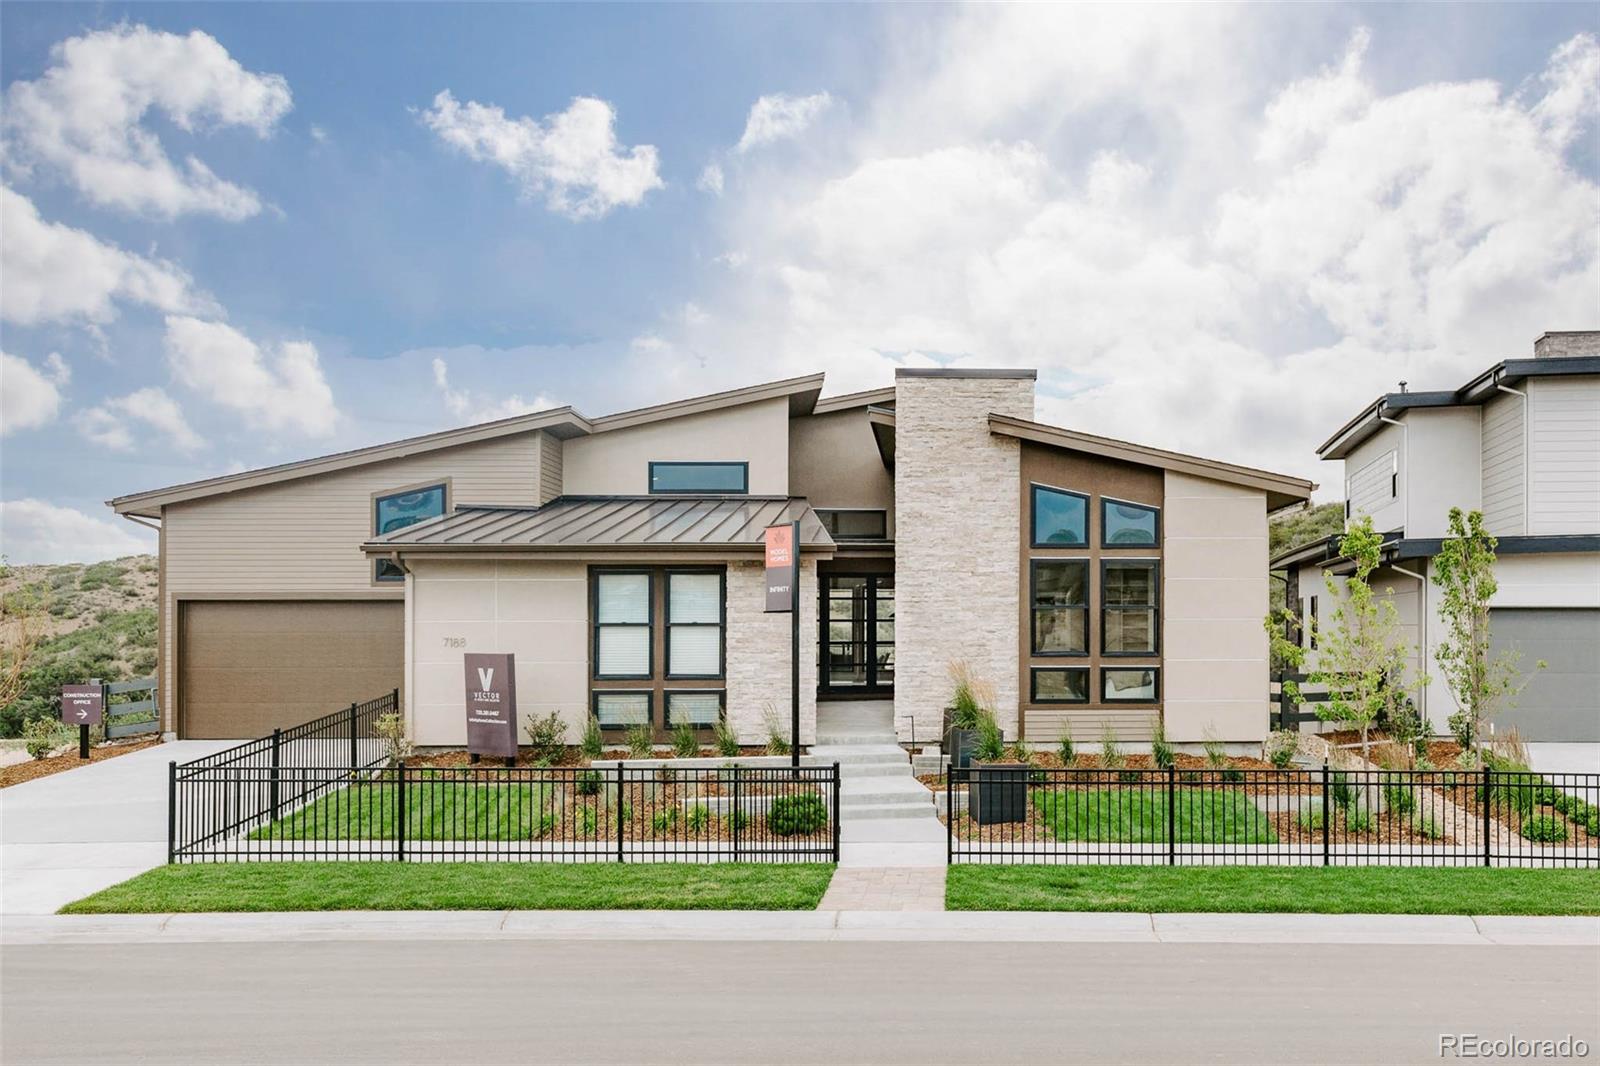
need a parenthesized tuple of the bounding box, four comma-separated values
(1389, 561, 1429, 735)
(389, 550, 414, 741)
(120, 513, 162, 533)
(1494, 377, 1530, 535)
(1378, 411, 1408, 536)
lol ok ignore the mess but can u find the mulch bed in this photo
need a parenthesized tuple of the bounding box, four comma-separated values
(0, 738, 162, 789)
(405, 746, 773, 770)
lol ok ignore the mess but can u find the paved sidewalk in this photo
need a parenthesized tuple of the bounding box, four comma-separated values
(818, 867, 945, 910)
(7, 911, 1595, 945)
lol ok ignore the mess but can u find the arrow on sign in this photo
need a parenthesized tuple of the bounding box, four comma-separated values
(76, 708, 88, 721)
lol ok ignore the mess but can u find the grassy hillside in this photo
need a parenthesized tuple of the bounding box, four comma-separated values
(1269, 501, 1345, 559)
(0, 556, 159, 737)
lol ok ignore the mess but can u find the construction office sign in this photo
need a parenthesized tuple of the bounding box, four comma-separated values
(463, 652, 517, 759)
(60, 684, 104, 727)
(764, 523, 797, 613)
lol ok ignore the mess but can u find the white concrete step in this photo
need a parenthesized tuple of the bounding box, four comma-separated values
(814, 733, 899, 747)
(838, 801, 937, 820)
(811, 744, 906, 762)
(841, 776, 930, 798)
(835, 762, 912, 778)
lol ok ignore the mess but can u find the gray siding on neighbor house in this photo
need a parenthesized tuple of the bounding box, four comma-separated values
(538, 433, 564, 504)
(1527, 377, 1600, 535)
(1480, 390, 1526, 536)
(1347, 448, 1396, 521)
(1487, 608, 1600, 743)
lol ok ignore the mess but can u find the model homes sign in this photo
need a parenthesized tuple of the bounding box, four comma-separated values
(462, 653, 517, 759)
(60, 684, 104, 726)
(764, 523, 797, 613)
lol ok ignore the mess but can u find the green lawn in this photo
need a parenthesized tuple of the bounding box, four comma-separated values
(946, 865, 1600, 915)
(1032, 788, 1278, 844)
(250, 778, 552, 841)
(61, 862, 836, 913)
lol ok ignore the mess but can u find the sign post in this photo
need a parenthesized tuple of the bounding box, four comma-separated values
(61, 682, 104, 759)
(764, 521, 802, 769)
(463, 653, 518, 767)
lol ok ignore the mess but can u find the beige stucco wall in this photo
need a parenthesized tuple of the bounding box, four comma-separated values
(725, 557, 818, 745)
(1162, 471, 1269, 743)
(1405, 408, 1481, 539)
(893, 373, 1033, 741)
(405, 559, 589, 747)
(561, 397, 790, 495)
(788, 409, 895, 537)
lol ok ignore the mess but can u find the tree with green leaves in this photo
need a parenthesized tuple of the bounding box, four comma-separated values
(1307, 516, 1426, 761)
(1431, 508, 1543, 748)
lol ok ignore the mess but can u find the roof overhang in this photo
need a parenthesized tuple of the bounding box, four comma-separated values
(1275, 532, 1600, 572)
(866, 406, 895, 472)
(811, 386, 896, 415)
(989, 414, 1315, 512)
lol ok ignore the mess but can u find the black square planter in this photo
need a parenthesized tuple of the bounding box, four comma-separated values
(969, 763, 1029, 824)
(947, 728, 977, 783)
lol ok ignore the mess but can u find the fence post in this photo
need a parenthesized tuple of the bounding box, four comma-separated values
(396, 762, 406, 863)
(1321, 760, 1330, 867)
(1483, 766, 1492, 868)
(269, 728, 282, 822)
(348, 702, 358, 771)
(732, 768, 741, 862)
(616, 764, 626, 863)
(166, 760, 177, 864)
(832, 762, 842, 863)
(1166, 764, 1176, 866)
(946, 766, 953, 865)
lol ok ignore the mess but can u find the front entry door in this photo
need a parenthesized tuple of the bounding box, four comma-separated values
(821, 573, 894, 695)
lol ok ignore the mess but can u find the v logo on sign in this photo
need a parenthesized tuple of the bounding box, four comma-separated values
(477, 667, 495, 690)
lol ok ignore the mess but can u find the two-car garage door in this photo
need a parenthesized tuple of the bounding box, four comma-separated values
(179, 601, 404, 739)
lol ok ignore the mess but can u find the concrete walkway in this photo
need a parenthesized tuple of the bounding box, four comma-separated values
(818, 867, 945, 910)
(0, 740, 230, 915)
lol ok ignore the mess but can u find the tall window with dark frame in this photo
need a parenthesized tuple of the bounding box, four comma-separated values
(648, 462, 748, 494)
(373, 483, 446, 581)
(1031, 559, 1089, 655)
(594, 571, 652, 679)
(1102, 559, 1159, 656)
(591, 567, 726, 736)
(666, 571, 724, 678)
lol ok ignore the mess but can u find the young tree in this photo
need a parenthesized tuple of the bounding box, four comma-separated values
(1308, 517, 1426, 761)
(1431, 508, 1543, 748)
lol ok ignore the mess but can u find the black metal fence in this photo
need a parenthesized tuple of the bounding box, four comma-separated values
(171, 761, 841, 864)
(176, 690, 397, 774)
(946, 765, 1600, 867)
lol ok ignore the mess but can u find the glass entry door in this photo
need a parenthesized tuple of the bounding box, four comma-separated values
(821, 573, 894, 694)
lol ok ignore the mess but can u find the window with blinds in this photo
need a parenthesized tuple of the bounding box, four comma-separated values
(594, 572, 652, 678)
(667, 571, 723, 678)
(591, 566, 726, 735)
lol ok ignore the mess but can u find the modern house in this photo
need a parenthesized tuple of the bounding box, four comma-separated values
(1273, 331, 1600, 750)
(110, 368, 1313, 749)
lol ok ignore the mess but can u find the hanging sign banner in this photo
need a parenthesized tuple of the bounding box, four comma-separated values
(764, 524, 796, 613)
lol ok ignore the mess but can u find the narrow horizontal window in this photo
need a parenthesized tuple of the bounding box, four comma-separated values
(1031, 667, 1089, 704)
(817, 509, 888, 540)
(594, 692, 651, 729)
(648, 461, 748, 494)
(1102, 498, 1159, 547)
(1102, 667, 1159, 703)
(1031, 559, 1089, 655)
(1102, 559, 1159, 656)
(1032, 485, 1088, 547)
(373, 483, 446, 581)
(666, 691, 722, 729)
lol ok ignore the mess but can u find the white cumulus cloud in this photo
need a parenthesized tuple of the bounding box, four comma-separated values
(0, 498, 155, 564)
(697, 163, 725, 196)
(0, 186, 213, 326)
(431, 357, 556, 424)
(83, 387, 206, 453)
(420, 90, 662, 219)
(164, 316, 338, 437)
(1, 351, 69, 436)
(2, 24, 293, 220)
(736, 92, 833, 152)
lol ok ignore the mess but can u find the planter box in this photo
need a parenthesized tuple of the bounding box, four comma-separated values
(969, 763, 1028, 824)
(947, 728, 978, 783)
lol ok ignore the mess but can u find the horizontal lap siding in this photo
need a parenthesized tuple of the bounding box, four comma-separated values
(1528, 377, 1600, 535)
(1480, 391, 1526, 536)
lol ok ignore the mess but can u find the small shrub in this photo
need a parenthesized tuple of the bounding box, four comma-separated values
(762, 703, 791, 756)
(671, 722, 701, 759)
(523, 711, 567, 764)
(1329, 770, 1355, 810)
(580, 717, 604, 760)
(1295, 806, 1325, 831)
(626, 723, 654, 759)
(1150, 720, 1175, 770)
(23, 718, 59, 760)
(1201, 728, 1227, 770)
(1344, 806, 1372, 833)
(1009, 737, 1031, 763)
(1521, 815, 1568, 844)
(1382, 776, 1416, 817)
(947, 660, 992, 730)
(575, 769, 603, 796)
(1029, 767, 1048, 784)
(1551, 792, 1576, 816)
(686, 804, 711, 833)
(1057, 734, 1076, 767)
(727, 810, 750, 832)
(651, 808, 678, 834)
(1534, 782, 1561, 807)
(1585, 811, 1599, 837)
(1220, 768, 1245, 784)
(713, 719, 740, 758)
(531, 812, 556, 839)
(1264, 730, 1298, 769)
(373, 712, 413, 766)
(768, 793, 828, 836)
(974, 712, 1006, 762)
(578, 807, 598, 836)
(1099, 725, 1124, 771)
(1411, 814, 1444, 840)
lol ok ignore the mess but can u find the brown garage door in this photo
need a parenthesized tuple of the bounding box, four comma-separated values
(179, 601, 403, 739)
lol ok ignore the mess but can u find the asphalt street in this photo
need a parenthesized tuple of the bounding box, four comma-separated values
(5, 938, 1596, 1065)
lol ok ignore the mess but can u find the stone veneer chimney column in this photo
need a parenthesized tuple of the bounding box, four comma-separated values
(1531, 331, 1600, 358)
(893, 369, 1036, 743)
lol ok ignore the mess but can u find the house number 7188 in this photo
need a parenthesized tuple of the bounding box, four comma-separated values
(441, 636, 466, 649)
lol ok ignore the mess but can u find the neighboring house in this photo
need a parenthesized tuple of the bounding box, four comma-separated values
(1273, 331, 1600, 751)
(110, 369, 1312, 748)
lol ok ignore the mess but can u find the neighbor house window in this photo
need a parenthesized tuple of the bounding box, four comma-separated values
(594, 571, 652, 679)
(1031, 559, 1089, 655)
(817, 509, 888, 540)
(1308, 595, 1318, 650)
(1102, 667, 1159, 703)
(666, 570, 724, 678)
(1031, 485, 1089, 547)
(1031, 667, 1089, 704)
(1102, 559, 1159, 656)
(1102, 498, 1159, 547)
(666, 691, 723, 730)
(373, 482, 447, 581)
(648, 461, 748, 494)
(593, 691, 651, 729)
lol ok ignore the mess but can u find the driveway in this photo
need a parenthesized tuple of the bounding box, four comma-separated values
(0, 741, 231, 914)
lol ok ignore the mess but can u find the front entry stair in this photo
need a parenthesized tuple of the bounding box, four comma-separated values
(813, 702, 937, 822)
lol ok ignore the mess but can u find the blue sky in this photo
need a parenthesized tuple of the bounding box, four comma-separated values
(1, 3, 1596, 562)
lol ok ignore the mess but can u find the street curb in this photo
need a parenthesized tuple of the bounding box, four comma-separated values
(5, 911, 1597, 946)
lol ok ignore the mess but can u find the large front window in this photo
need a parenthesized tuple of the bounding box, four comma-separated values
(1102, 559, 1159, 655)
(1031, 560, 1089, 655)
(373, 482, 446, 581)
(591, 567, 725, 735)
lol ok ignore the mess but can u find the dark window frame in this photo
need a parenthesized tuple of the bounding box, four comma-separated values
(647, 461, 749, 495)
(1030, 558, 1091, 658)
(591, 689, 654, 730)
(1030, 483, 1090, 549)
(665, 689, 725, 731)
(1308, 595, 1319, 650)
(1100, 496, 1161, 548)
(371, 480, 449, 584)
(1101, 666, 1161, 704)
(664, 568, 727, 680)
(1030, 666, 1090, 704)
(1100, 558, 1161, 658)
(816, 508, 889, 541)
(591, 568, 655, 681)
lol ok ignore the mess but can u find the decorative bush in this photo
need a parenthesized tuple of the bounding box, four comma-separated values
(1264, 730, 1298, 769)
(1295, 806, 1324, 831)
(523, 710, 567, 764)
(1201, 729, 1227, 770)
(578, 806, 598, 836)
(713, 719, 740, 758)
(1586, 811, 1599, 837)
(373, 712, 413, 766)
(767, 793, 828, 836)
(1344, 806, 1372, 833)
(671, 722, 700, 759)
(1150, 720, 1175, 770)
(1099, 725, 1124, 771)
(575, 769, 603, 796)
(1535, 782, 1561, 807)
(1329, 771, 1355, 810)
(1009, 737, 1031, 763)
(1552, 792, 1576, 815)
(580, 717, 604, 760)
(727, 810, 750, 832)
(1382, 776, 1417, 817)
(625, 723, 654, 759)
(651, 808, 677, 834)
(1221, 768, 1245, 784)
(1521, 815, 1568, 844)
(686, 804, 710, 833)
(23, 718, 59, 760)
(974, 711, 1006, 762)
(1411, 814, 1444, 840)
(1057, 734, 1076, 768)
